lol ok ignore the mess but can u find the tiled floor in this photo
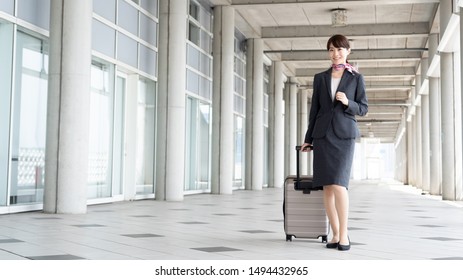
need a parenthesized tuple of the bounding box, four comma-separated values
(0, 179, 463, 260)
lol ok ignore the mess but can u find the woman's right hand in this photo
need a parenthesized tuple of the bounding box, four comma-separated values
(301, 143, 313, 152)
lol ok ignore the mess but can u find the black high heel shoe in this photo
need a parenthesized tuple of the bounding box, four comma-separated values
(326, 242, 338, 249)
(337, 237, 350, 251)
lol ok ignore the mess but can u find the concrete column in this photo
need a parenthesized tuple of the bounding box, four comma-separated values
(284, 84, 290, 177)
(268, 61, 285, 188)
(440, 0, 456, 200)
(407, 87, 416, 186)
(421, 58, 431, 193)
(416, 107, 423, 188)
(245, 38, 264, 190)
(396, 135, 407, 183)
(428, 33, 441, 195)
(156, 0, 187, 201)
(460, 4, 463, 201)
(288, 78, 298, 175)
(44, 0, 92, 214)
(415, 79, 423, 189)
(406, 117, 414, 186)
(211, 6, 234, 194)
(298, 89, 308, 175)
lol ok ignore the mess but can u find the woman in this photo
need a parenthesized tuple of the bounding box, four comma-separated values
(301, 34, 368, 251)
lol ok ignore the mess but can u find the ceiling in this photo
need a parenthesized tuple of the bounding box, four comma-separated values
(209, 0, 441, 143)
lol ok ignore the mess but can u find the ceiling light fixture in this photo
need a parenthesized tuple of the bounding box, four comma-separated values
(331, 8, 347, 27)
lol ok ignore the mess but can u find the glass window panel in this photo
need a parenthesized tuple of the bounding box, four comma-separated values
(136, 79, 156, 194)
(200, 29, 211, 53)
(93, 0, 116, 23)
(118, 0, 138, 35)
(88, 62, 114, 199)
(186, 69, 199, 94)
(140, 0, 158, 16)
(185, 97, 211, 191)
(139, 44, 156, 76)
(10, 31, 48, 205)
(92, 19, 116, 58)
(117, 31, 138, 68)
(199, 7, 211, 32)
(264, 93, 269, 127)
(234, 95, 244, 115)
(263, 80, 268, 95)
(113, 76, 126, 196)
(200, 52, 210, 76)
(0, 22, 14, 206)
(0, 0, 14, 15)
(187, 44, 200, 70)
(235, 57, 245, 77)
(200, 76, 211, 100)
(264, 94, 269, 110)
(188, 22, 200, 46)
(234, 116, 244, 187)
(17, 0, 50, 30)
(140, 13, 157, 46)
(189, 1, 199, 20)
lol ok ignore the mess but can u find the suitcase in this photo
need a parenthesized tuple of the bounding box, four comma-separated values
(283, 145, 329, 242)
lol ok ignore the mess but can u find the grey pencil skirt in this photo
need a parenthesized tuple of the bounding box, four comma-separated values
(312, 125, 355, 189)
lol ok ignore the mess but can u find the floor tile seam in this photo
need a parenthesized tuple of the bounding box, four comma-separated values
(25, 234, 158, 259)
(0, 247, 30, 259)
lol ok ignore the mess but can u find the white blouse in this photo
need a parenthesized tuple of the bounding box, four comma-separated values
(331, 77, 341, 101)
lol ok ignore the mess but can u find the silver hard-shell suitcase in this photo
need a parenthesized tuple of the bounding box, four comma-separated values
(283, 146, 329, 242)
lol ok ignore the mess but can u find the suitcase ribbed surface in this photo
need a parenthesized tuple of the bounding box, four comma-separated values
(284, 181, 329, 239)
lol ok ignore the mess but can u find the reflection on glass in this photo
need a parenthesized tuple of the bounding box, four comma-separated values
(88, 61, 114, 199)
(0, 22, 14, 206)
(136, 79, 155, 195)
(10, 31, 48, 205)
(234, 116, 244, 188)
(113, 76, 126, 196)
(185, 97, 211, 191)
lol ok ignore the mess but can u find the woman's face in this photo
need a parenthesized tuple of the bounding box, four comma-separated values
(328, 43, 351, 65)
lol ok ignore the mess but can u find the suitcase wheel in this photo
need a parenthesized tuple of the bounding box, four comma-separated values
(286, 235, 293, 242)
(321, 235, 328, 243)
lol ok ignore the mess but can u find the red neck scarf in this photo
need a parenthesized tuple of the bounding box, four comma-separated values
(332, 63, 357, 74)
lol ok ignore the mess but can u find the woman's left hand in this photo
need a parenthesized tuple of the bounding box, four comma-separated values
(335, 91, 349, 106)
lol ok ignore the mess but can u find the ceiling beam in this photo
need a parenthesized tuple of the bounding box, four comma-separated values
(261, 22, 430, 39)
(276, 49, 424, 61)
(295, 67, 416, 77)
(229, 0, 439, 7)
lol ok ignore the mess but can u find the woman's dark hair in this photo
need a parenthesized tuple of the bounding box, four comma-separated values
(326, 34, 351, 50)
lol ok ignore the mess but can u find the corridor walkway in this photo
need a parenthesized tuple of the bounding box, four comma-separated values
(0, 179, 462, 260)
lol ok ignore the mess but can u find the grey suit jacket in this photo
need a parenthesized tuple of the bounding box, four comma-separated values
(304, 68, 368, 144)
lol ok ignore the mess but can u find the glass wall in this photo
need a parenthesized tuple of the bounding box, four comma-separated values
(136, 79, 156, 195)
(233, 32, 246, 189)
(91, 0, 159, 199)
(0, 21, 14, 206)
(113, 75, 126, 196)
(10, 30, 49, 205)
(185, 0, 212, 192)
(93, 0, 158, 77)
(0, 0, 159, 213)
(88, 61, 115, 199)
(185, 97, 211, 191)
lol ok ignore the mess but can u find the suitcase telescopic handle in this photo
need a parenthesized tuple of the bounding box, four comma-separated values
(295, 146, 301, 184)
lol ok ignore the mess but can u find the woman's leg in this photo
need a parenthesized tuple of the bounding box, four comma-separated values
(323, 185, 339, 243)
(332, 184, 349, 245)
